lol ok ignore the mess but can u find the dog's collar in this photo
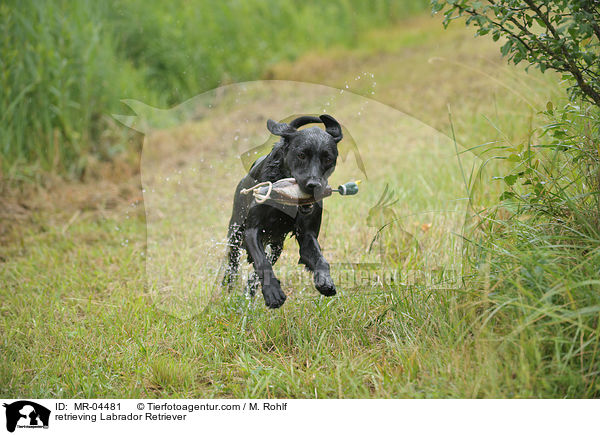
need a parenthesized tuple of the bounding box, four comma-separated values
(298, 204, 314, 214)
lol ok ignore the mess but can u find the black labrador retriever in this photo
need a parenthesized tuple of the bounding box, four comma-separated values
(223, 115, 343, 308)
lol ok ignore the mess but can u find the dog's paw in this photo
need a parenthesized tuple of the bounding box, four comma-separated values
(262, 282, 287, 309)
(314, 271, 336, 296)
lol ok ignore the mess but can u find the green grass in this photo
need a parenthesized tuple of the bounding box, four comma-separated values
(0, 217, 526, 398)
(463, 102, 600, 397)
(0, 0, 429, 177)
(467, 217, 600, 397)
(2, 11, 599, 398)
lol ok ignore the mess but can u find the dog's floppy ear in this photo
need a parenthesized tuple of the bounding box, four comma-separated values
(320, 114, 343, 143)
(267, 119, 297, 139)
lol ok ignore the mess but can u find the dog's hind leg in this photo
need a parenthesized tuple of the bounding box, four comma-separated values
(246, 272, 259, 296)
(222, 222, 243, 289)
(266, 237, 285, 265)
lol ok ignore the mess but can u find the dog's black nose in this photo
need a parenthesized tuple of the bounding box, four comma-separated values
(305, 180, 321, 193)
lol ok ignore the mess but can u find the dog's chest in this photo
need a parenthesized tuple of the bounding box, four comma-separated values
(247, 204, 296, 238)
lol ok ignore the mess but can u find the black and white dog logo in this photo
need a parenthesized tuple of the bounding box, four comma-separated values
(3, 401, 50, 432)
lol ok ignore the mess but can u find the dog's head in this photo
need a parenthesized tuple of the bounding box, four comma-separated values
(267, 115, 343, 197)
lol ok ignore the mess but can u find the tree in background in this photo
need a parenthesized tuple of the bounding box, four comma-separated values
(431, 0, 600, 107)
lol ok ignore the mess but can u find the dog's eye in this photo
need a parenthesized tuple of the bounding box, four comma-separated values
(324, 157, 334, 166)
(297, 152, 306, 160)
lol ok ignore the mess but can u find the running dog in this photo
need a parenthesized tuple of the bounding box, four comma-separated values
(223, 115, 343, 308)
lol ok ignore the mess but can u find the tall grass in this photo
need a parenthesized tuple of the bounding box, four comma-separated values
(0, 0, 139, 176)
(468, 105, 600, 396)
(0, 0, 429, 177)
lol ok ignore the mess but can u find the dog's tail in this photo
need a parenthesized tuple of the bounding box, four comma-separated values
(289, 115, 322, 129)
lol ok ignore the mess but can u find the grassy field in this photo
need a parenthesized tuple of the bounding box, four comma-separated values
(2, 12, 594, 398)
(0, 0, 427, 176)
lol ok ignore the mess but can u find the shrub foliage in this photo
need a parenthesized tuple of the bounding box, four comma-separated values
(432, 0, 600, 107)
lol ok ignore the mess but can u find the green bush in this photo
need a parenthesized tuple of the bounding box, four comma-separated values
(434, 0, 600, 395)
(498, 103, 600, 230)
(469, 105, 600, 396)
(432, 0, 600, 107)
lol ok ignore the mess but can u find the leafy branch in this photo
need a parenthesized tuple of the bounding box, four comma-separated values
(431, 0, 600, 107)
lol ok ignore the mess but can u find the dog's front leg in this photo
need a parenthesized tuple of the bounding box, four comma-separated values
(296, 203, 335, 296)
(297, 232, 336, 296)
(244, 227, 287, 308)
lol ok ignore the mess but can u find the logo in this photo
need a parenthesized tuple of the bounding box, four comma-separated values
(3, 401, 50, 433)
